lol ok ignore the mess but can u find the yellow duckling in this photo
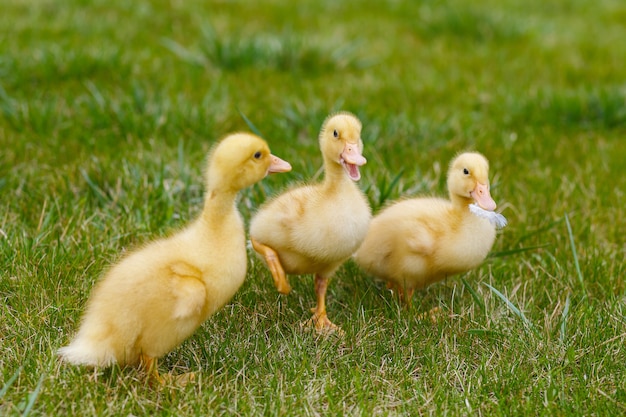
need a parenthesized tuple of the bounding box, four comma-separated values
(354, 152, 506, 302)
(250, 112, 372, 332)
(58, 133, 291, 379)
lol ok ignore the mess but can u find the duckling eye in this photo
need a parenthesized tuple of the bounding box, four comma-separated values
(254, 151, 262, 159)
(333, 129, 339, 138)
(463, 168, 469, 175)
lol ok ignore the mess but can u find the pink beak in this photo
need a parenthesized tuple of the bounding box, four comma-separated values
(471, 182, 497, 211)
(267, 154, 292, 174)
(340, 143, 366, 181)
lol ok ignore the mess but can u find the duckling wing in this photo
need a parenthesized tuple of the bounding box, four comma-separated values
(251, 186, 314, 246)
(168, 261, 206, 320)
(399, 199, 453, 257)
(405, 228, 436, 257)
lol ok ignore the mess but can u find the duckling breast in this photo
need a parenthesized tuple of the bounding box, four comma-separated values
(307, 185, 371, 258)
(437, 214, 496, 272)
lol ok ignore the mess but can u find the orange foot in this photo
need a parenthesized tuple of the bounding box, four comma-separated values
(141, 354, 197, 387)
(306, 309, 344, 335)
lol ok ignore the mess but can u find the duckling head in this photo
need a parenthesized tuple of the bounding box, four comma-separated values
(447, 152, 497, 211)
(319, 112, 366, 181)
(206, 133, 291, 192)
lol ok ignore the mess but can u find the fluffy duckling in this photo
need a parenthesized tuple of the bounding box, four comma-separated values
(58, 133, 291, 379)
(250, 112, 372, 332)
(354, 152, 506, 302)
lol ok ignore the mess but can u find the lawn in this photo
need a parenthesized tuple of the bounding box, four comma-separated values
(1, 0, 625, 415)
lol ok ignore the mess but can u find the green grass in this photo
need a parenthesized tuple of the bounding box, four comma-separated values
(2, 0, 626, 414)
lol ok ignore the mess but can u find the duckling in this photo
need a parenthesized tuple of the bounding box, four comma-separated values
(354, 152, 506, 303)
(58, 133, 291, 379)
(249, 112, 372, 333)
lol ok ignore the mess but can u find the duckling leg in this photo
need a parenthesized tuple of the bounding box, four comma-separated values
(140, 353, 164, 385)
(387, 281, 414, 305)
(251, 238, 292, 294)
(400, 286, 415, 306)
(308, 274, 342, 334)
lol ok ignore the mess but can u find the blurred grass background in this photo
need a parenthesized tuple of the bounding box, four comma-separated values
(1, 0, 625, 415)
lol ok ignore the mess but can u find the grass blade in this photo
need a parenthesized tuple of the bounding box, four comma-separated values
(378, 169, 404, 207)
(80, 169, 109, 205)
(0, 366, 22, 399)
(84, 80, 106, 110)
(488, 243, 550, 258)
(237, 108, 264, 139)
(461, 277, 485, 311)
(560, 293, 571, 343)
(161, 38, 205, 66)
(512, 217, 564, 247)
(485, 283, 537, 335)
(21, 373, 45, 417)
(564, 213, 586, 297)
(466, 329, 504, 338)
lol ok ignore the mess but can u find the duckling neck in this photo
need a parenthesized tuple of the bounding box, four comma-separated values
(201, 188, 239, 225)
(322, 160, 352, 190)
(450, 193, 473, 210)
